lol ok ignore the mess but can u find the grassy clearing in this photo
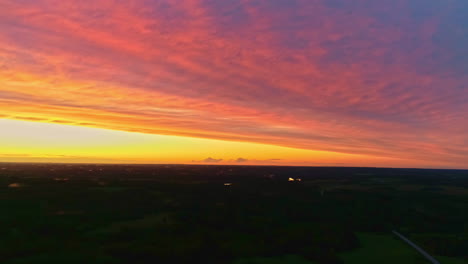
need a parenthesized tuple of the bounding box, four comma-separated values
(340, 233, 467, 264)
(339, 233, 425, 264)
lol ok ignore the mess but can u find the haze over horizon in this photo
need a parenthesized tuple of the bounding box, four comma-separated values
(1, 0, 467, 169)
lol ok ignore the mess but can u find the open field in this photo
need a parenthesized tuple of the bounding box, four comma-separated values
(340, 233, 424, 263)
(340, 233, 468, 264)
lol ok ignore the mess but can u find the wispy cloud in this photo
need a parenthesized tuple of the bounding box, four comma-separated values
(0, 0, 467, 168)
(196, 157, 223, 163)
(235, 158, 248, 163)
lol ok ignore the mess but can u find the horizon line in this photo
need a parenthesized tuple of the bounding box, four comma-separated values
(1, 161, 466, 171)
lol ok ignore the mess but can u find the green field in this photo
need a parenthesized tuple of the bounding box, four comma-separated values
(340, 233, 467, 264)
(340, 233, 424, 263)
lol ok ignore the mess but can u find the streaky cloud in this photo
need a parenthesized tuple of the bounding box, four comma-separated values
(0, 0, 467, 168)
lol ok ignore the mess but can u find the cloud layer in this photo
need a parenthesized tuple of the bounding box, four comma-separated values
(0, 0, 467, 168)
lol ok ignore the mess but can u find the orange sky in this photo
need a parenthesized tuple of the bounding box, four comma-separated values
(0, 119, 434, 168)
(0, 0, 467, 169)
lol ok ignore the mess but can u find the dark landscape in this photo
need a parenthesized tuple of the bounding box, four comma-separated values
(1, 163, 467, 264)
(2, 0, 468, 263)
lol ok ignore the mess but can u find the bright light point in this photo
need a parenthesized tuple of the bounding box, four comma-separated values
(8, 183, 23, 188)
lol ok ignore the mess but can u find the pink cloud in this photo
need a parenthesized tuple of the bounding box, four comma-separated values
(0, 0, 467, 168)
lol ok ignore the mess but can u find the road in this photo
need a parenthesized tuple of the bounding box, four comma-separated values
(392, 230, 441, 264)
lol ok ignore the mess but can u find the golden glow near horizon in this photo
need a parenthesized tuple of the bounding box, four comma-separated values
(0, 118, 421, 167)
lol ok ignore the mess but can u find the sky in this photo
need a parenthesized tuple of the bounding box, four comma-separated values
(0, 0, 467, 168)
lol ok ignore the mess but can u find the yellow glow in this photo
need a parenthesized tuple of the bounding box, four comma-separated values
(0, 118, 414, 167)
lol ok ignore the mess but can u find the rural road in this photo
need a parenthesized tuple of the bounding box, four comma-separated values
(392, 230, 441, 264)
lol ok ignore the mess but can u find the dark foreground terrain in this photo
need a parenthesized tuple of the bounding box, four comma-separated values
(1, 163, 467, 264)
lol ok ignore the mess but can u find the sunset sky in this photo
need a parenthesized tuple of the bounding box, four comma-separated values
(0, 0, 467, 168)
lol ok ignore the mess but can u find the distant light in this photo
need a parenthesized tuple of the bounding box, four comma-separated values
(8, 183, 23, 188)
(54, 177, 69, 181)
(288, 177, 302, 182)
(224, 183, 232, 186)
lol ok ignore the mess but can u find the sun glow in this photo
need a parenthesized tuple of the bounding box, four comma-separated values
(0, 118, 409, 167)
